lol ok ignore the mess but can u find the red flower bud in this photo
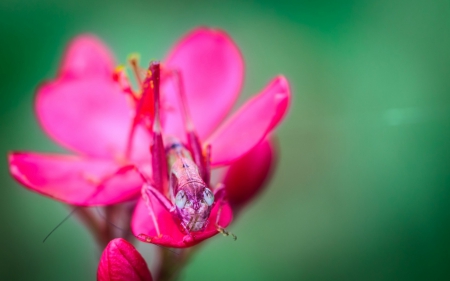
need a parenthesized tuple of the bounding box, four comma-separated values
(97, 238, 152, 281)
(223, 138, 276, 209)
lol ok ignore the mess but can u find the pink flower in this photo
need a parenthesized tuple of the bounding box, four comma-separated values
(9, 35, 148, 205)
(97, 238, 152, 281)
(8, 28, 290, 247)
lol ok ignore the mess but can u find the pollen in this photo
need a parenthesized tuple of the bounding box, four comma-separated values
(127, 53, 141, 62)
(138, 234, 152, 242)
(114, 65, 125, 73)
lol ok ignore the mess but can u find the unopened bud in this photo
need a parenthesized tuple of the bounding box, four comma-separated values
(97, 238, 152, 281)
(223, 138, 276, 210)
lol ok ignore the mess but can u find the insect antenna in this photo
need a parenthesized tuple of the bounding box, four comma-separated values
(42, 165, 138, 243)
(160, 246, 181, 257)
(42, 206, 79, 243)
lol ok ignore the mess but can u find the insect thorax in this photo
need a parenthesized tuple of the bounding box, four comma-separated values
(166, 141, 215, 232)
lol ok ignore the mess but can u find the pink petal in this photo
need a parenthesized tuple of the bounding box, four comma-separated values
(9, 152, 143, 206)
(131, 196, 232, 248)
(36, 78, 151, 160)
(206, 76, 290, 166)
(162, 27, 244, 140)
(223, 138, 276, 209)
(97, 238, 153, 281)
(60, 34, 115, 80)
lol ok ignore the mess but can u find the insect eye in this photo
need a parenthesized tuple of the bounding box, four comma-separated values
(203, 188, 214, 206)
(175, 190, 187, 208)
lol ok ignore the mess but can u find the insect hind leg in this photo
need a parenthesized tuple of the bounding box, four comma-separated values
(168, 69, 210, 184)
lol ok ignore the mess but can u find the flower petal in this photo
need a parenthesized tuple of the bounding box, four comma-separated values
(97, 238, 153, 281)
(9, 152, 143, 206)
(131, 196, 232, 248)
(36, 78, 151, 159)
(162, 27, 244, 140)
(206, 76, 290, 166)
(223, 138, 276, 209)
(60, 34, 115, 80)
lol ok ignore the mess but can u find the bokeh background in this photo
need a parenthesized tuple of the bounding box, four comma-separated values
(1, 0, 449, 280)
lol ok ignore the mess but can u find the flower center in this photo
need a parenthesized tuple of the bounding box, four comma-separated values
(113, 55, 156, 159)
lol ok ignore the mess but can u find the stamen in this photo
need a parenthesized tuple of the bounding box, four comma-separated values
(128, 53, 144, 89)
(124, 63, 156, 158)
(113, 65, 139, 101)
(114, 65, 138, 159)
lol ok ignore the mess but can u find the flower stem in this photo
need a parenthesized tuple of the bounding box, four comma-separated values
(73, 206, 110, 248)
(155, 245, 201, 281)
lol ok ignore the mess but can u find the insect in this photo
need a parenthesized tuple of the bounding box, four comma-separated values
(133, 61, 235, 243)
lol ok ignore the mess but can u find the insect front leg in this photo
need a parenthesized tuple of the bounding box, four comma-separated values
(141, 183, 161, 238)
(142, 183, 174, 213)
(213, 183, 237, 241)
(141, 183, 175, 239)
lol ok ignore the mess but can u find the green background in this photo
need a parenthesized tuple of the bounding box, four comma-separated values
(1, 0, 449, 280)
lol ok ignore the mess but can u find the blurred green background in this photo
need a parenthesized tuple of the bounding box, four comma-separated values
(1, 0, 449, 280)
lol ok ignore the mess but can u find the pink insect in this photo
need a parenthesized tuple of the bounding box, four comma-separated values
(131, 61, 235, 243)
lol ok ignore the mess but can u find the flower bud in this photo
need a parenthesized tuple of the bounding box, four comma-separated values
(223, 138, 276, 210)
(97, 238, 152, 281)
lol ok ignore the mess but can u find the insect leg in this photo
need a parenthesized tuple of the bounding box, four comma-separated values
(140, 181, 177, 239)
(215, 203, 237, 241)
(171, 70, 209, 185)
(213, 183, 237, 240)
(149, 61, 169, 195)
(142, 183, 174, 212)
(141, 183, 161, 237)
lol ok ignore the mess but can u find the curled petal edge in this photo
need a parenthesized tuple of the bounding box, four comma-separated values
(206, 76, 290, 166)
